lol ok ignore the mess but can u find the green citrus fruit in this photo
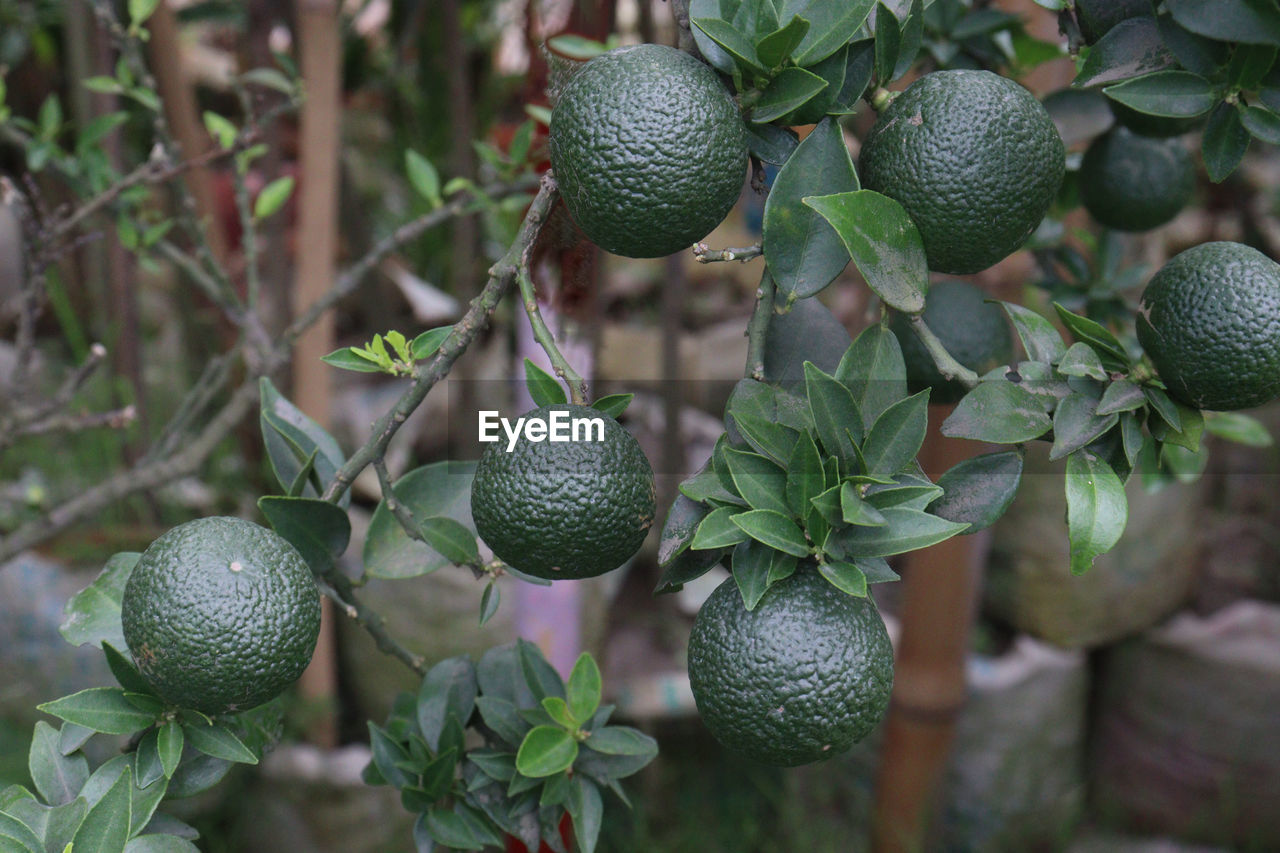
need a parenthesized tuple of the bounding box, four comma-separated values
(891, 280, 1013, 403)
(1079, 126, 1194, 232)
(1075, 0, 1152, 44)
(859, 70, 1065, 275)
(1109, 100, 1207, 138)
(471, 404, 656, 579)
(1136, 241, 1280, 411)
(687, 568, 894, 767)
(548, 43, 747, 259)
(121, 516, 322, 715)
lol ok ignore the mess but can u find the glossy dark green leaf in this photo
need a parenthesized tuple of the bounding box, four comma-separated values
(891, 0, 924, 81)
(752, 67, 829, 123)
(827, 507, 968, 558)
(687, 0, 739, 73)
(818, 560, 868, 596)
(785, 430, 825, 519)
(999, 301, 1067, 364)
(763, 117, 859, 298)
(1074, 17, 1174, 88)
(1202, 102, 1250, 183)
(730, 509, 812, 557)
(732, 412, 799, 464)
(874, 2, 901, 84)
(566, 653, 602, 725)
(515, 727, 578, 778)
(1102, 71, 1219, 118)
(1229, 43, 1278, 90)
(836, 325, 908, 429)
(723, 447, 792, 515)
(831, 39, 875, 113)
(810, 484, 844, 527)
(1144, 385, 1182, 432)
(840, 482, 888, 527)
(181, 723, 258, 765)
(518, 638, 566, 702)
(803, 191, 927, 314)
(1121, 411, 1145, 467)
(777, 45, 848, 124)
(1056, 342, 1109, 381)
(678, 460, 744, 506)
(1052, 303, 1128, 369)
(157, 721, 183, 780)
(691, 505, 751, 550)
(757, 15, 811, 67)
(862, 475, 943, 511)
(1204, 411, 1274, 446)
(133, 729, 165, 790)
(1155, 13, 1229, 76)
(101, 643, 151, 697)
(258, 495, 350, 573)
(1241, 105, 1280, 144)
(523, 358, 567, 407)
(929, 450, 1023, 532)
(730, 540, 773, 610)
(364, 460, 477, 579)
(59, 552, 139, 651)
(1051, 393, 1119, 461)
(782, 0, 876, 64)
(568, 776, 604, 853)
(805, 361, 864, 467)
(37, 688, 155, 736)
(259, 377, 347, 506)
(475, 696, 529, 748)
(692, 17, 765, 72)
(1166, 0, 1280, 46)
(71, 766, 131, 853)
(28, 721, 89, 806)
(1065, 450, 1127, 575)
(422, 805, 485, 851)
(746, 122, 800, 165)
(941, 381, 1053, 443)
(418, 656, 478, 752)
(1096, 379, 1146, 415)
(1160, 403, 1204, 452)
(658, 493, 712, 565)
(861, 390, 930, 476)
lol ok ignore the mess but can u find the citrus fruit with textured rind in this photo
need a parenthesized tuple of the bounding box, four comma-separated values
(859, 70, 1065, 275)
(549, 43, 747, 258)
(687, 568, 894, 767)
(1137, 241, 1280, 411)
(1080, 126, 1194, 232)
(121, 516, 322, 715)
(471, 404, 655, 579)
(891, 280, 1013, 403)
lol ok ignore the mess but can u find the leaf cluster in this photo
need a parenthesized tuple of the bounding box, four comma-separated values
(1073, 0, 1280, 181)
(364, 643, 656, 853)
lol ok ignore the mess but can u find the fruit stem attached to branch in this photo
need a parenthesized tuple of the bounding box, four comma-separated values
(744, 267, 777, 381)
(517, 265, 589, 404)
(908, 313, 980, 388)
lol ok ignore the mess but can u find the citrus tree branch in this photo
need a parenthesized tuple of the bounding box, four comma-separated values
(516, 265, 589, 404)
(908, 313, 980, 388)
(744, 267, 776, 381)
(694, 241, 763, 263)
(317, 573, 427, 676)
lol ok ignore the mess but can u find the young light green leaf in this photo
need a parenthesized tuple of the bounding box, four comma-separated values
(411, 326, 453, 360)
(861, 389, 929, 476)
(803, 191, 927, 314)
(523, 358, 567, 407)
(406, 150, 442, 207)
(590, 393, 633, 419)
(202, 111, 236, 149)
(253, 176, 295, 220)
(690, 506, 750, 550)
(1204, 411, 1274, 446)
(129, 0, 161, 26)
(730, 510, 811, 557)
(320, 347, 386, 373)
(515, 727, 578, 778)
(37, 688, 156, 736)
(722, 448, 792, 516)
(941, 381, 1052, 443)
(818, 560, 868, 596)
(1065, 450, 1127, 575)
(928, 450, 1023, 532)
(566, 653, 602, 725)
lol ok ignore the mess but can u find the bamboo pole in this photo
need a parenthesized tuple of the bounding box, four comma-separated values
(291, 0, 342, 747)
(871, 418, 985, 852)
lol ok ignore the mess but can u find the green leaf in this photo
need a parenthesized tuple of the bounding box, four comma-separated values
(319, 347, 386, 373)
(691, 18, 765, 72)
(411, 326, 453, 361)
(129, 0, 161, 25)
(1165, 0, 1280, 46)
(568, 775, 603, 853)
(1157, 13, 1231, 77)
(590, 393, 632, 418)
(861, 390, 929, 476)
(156, 722, 182, 780)
(1204, 411, 1274, 446)
(757, 15, 812, 68)
(585, 727, 658, 760)
(1242, 104, 1280, 144)
(523, 358, 567, 407)
(1057, 342, 1109, 381)
(999, 301, 1067, 364)
(1050, 393, 1119, 461)
(125, 836, 201, 852)
(1074, 17, 1174, 88)
(406, 150, 442, 206)
(253, 176, 295, 220)
(475, 696, 530, 748)
(1143, 386, 1182, 432)
(259, 377, 347, 506)
(785, 430, 825, 519)
(418, 515, 481, 565)
(827, 507, 968, 558)
(803, 191, 927, 314)
(1096, 379, 1146, 415)
(1052, 304, 1128, 369)
(731, 412, 798, 465)
(722, 448, 792, 515)
(941, 381, 1052, 443)
(38, 689, 155, 736)
(515, 727, 578, 778)
(783, 0, 876, 65)
(72, 766, 131, 853)
(28, 721, 89, 806)
(1161, 403, 1204, 452)
(840, 482, 888, 527)
(540, 697, 578, 731)
(658, 493, 712, 566)
(518, 638, 566, 702)
(746, 122, 800, 165)
(874, 2, 902, 84)
(729, 540, 783, 610)
(418, 656, 478, 752)
(59, 552, 139, 651)
(257, 496, 350, 573)
(837, 325, 908, 430)
(804, 361, 864, 466)
(751, 67, 829, 123)
(133, 729, 165, 790)
(1102, 71, 1219, 118)
(364, 460, 477, 579)
(762, 117, 859, 298)
(730, 509, 811, 557)
(929, 450, 1023, 533)
(201, 111, 236, 148)
(422, 804, 486, 851)
(180, 723, 258, 765)
(479, 581, 501, 626)
(8, 797, 87, 853)
(818, 560, 868, 596)
(691, 505, 750, 550)
(566, 653, 602, 725)
(1065, 450, 1127, 575)
(1202, 102, 1250, 183)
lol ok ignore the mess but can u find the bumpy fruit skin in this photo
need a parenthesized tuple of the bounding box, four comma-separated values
(1137, 242, 1280, 411)
(859, 70, 1065, 275)
(891, 280, 1013, 403)
(121, 517, 322, 715)
(549, 44, 748, 259)
(1080, 126, 1194, 232)
(687, 569, 894, 767)
(471, 404, 655, 579)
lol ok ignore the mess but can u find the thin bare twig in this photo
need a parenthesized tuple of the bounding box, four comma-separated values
(516, 266, 588, 404)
